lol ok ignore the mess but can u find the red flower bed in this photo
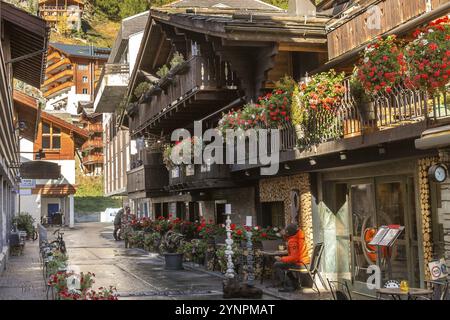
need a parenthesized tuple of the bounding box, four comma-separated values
(405, 16, 450, 93)
(356, 35, 406, 95)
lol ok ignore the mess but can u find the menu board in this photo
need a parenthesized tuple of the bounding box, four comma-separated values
(368, 225, 405, 247)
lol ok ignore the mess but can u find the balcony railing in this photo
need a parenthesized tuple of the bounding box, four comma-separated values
(129, 55, 237, 134)
(82, 154, 103, 165)
(43, 81, 73, 98)
(301, 79, 450, 147)
(127, 152, 168, 195)
(87, 123, 103, 134)
(81, 139, 103, 151)
(93, 63, 130, 113)
(168, 163, 232, 190)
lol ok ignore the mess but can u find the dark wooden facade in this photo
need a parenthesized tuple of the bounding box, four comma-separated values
(123, 7, 329, 199)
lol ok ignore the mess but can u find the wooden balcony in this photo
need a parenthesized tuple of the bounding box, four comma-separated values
(93, 63, 130, 113)
(82, 154, 103, 165)
(81, 139, 103, 152)
(87, 123, 102, 134)
(168, 163, 234, 191)
(327, 0, 448, 60)
(43, 81, 73, 98)
(46, 51, 62, 64)
(42, 69, 73, 88)
(127, 152, 168, 196)
(46, 58, 71, 74)
(231, 81, 450, 172)
(128, 55, 239, 136)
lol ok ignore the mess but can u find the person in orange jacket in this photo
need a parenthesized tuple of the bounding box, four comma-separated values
(273, 223, 310, 292)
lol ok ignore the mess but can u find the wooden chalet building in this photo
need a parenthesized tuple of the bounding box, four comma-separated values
(42, 43, 110, 121)
(14, 90, 89, 228)
(38, 0, 84, 32)
(121, 0, 328, 224)
(79, 111, 103, 175)
(117, 0, 450, 296)
(0, 1, 49, 274)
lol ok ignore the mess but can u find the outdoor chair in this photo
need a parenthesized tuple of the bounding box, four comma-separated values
(260, 239, 284, 284)
(286, 242, 327, 294)
(327, 279, 352, 300)
(425, 279, 449, 300)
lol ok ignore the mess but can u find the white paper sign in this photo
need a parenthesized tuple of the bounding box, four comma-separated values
(428, 258, 449, 280)
(225, 204, 231, 214)
(245, 216, 252, 227)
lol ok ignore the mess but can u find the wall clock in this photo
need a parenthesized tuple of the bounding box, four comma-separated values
(428, 164, 448, 183)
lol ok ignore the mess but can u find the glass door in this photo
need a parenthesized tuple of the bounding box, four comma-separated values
(348, 182, 377, 285)
(375, 176, 420, 286)
(346, 176, 420, 289)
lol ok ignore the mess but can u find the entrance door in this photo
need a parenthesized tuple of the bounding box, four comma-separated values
(347, 176, 420, 290)
(47, 203, 60, 224)
(349, 182, 377, 285)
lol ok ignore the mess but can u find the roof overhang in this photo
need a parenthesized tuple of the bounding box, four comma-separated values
(415, 125, 450, 150)
(1, 1, 49, 88)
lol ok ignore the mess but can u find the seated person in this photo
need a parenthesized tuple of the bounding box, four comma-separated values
(273, 223, 310, 292)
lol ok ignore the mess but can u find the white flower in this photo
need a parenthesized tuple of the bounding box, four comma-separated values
(254, 226, 259, 231)
(421, 39, 429, 46)
(363, 57, 369, 63)
(428, 29, 434, 33)
(273, 227, 279, 232)
(276, 232, 281, 238)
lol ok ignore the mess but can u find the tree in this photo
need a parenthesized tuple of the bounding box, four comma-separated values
(119, 0, 150, 19)
(94, 0, 121, 21)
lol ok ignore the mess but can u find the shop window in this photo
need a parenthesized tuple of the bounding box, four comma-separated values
(261, 202, 285, 228)
(41, 122, 61, 150)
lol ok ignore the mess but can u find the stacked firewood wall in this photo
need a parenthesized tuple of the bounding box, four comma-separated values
(418, 156, 439, 280)
(259, 173, 314, 256)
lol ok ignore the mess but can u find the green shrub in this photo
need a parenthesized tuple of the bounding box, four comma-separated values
(12, 212, 35, 236)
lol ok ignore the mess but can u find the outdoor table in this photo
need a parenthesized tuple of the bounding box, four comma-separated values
(260, 250, 288, 284)
(376, 287, 433, 300)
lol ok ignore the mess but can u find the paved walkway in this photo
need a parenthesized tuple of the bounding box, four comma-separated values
(0, 239, 45, 300)
(0, 222, 339, 300)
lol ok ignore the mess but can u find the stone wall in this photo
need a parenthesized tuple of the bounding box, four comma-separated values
(259, 173, 313, 254)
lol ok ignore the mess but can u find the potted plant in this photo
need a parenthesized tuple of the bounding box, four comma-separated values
(169, 51, 188, 74)
(134, 81, 153, 102)
(355, 35, 406, 131)
(160, 230, 185, 270)
(405, 16, 450, 95)
(298, 69, 346, 144)
(291, 84, 307, 140)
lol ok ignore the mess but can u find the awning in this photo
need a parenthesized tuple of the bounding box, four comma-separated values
(415, 125, 450, 150)
(20, 161, 61, 179)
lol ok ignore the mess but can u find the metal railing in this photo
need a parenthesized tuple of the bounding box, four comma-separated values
(129, 55, 237, 134)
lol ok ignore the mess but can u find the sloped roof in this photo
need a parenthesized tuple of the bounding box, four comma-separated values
(50, 43, 110, 60)
(14, 90, 89, 146)
(164, 0, 283, 11)
(1, 1, 49, 87)
(108, 11, 150, 63)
